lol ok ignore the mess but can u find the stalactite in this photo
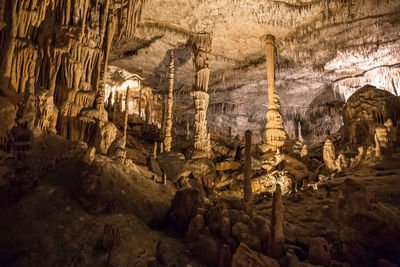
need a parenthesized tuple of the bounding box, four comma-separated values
(163, 50, 174, 152)
(0, 0, 18, 90)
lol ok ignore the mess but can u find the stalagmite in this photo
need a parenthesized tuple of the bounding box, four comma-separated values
(152, 142, 158, 158)
(268, 183, 284, 258)
(123, 87, 131, 139)
(113, 91, 119, 123)
(244, 130, 253, 212)
(163, 51, 174, 152)
(192, 33, 212, 152)
(263, 34, 287, 150)
(323, 139, 336, 171)
(375, 126, 388, 158)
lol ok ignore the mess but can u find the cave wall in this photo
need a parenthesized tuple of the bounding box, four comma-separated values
(0, 0, 145, 153)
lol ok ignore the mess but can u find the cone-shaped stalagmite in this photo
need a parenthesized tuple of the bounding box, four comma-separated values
(192, 33, 212, 152)
(163, 50, 174, 152)
(264, 34, 286, 150)
(244, 130, 253, 212)
(113, 91, 119, 123)
(123, 87, 131, 139)
(268, 183, 285, 258)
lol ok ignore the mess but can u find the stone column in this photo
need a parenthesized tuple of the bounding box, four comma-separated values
(244, 130, 253, 213)
(123, 87, 131, 139)
(164, 50, 174, 152)
(268, 183, 284, 258)
(263, 34, 286, 150)
(192, 33, 212, 152)
(113, 90, 119, 123)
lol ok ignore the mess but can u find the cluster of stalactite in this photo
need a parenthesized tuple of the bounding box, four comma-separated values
(0, 0, 145, 152)
(191, 33, 212, 152)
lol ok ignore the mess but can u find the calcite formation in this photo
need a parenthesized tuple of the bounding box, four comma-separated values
(163, 51, 174, 152)
(263, 35, 287, 150)
(123, 86, 131, 139)
(323, 139, 336, 172)
(342, 85, 400, 146)
(191, 33, 212, 152)
(0, 0, 145, 152)
(268, 183, 284, 258)
(243, 130, 253, 212)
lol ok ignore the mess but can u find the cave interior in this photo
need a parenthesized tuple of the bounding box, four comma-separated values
(0, 0, 400, 266)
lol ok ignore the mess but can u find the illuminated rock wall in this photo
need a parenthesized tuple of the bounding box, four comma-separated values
(0, 0, 145, 152)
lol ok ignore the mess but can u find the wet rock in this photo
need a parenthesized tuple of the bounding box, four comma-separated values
(308, 237, 331, 266)
(216, 161, 241, 171)
(232, 242, 280, 267)
(337, 178, 400, 264)
(169, 189, 202, 235)
(185, 214, 204, 241)
(147, 156, 162, 177)
(194, 235, 222, 267)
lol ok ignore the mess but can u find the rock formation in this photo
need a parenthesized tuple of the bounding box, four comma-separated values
(0, 0, 145, 153)
(323, 139, 336, 172)
(163, 51, 174, 152)
(123, 86, 131, 139)
(343, 85, 400, 146)
(243, 130, 253, 212)
(191, 33, 212, 153)
(263, 34, 286, 150)
(268, 183, 284, 258)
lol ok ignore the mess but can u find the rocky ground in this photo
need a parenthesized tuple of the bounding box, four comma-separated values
(0, 130, 399, 266)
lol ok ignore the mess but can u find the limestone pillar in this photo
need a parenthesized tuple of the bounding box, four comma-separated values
(113, 90, 119, 123)
(263, 34, 286, 150)
(268, 183, 284, 258)
(192, 33, 212, 152)
(163, 51, 174, 152)
(244, 130, 253, 212)
(123, 87, 131, 139)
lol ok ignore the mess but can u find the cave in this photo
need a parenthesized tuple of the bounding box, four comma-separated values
(0, 0, 400, 266)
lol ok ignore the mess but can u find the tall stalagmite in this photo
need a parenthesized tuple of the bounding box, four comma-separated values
(244, 130, 253, 212)
(163, 51, 174, 152)
(192, 33, 212, 152)
(123, 87, 131, 139)
(264, 34, 286, 150)
(268, 183, 285, 258)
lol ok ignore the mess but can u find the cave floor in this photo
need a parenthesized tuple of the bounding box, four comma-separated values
(255, 152, 400, 261)
(0, 148, 399, 266)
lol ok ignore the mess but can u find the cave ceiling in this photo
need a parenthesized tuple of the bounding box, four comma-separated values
(109, 0, 400, 142)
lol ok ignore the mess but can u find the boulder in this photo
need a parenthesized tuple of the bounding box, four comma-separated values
(147, 156, 162, 177)
(232, 243, 280, 267)
(185, 214, 204, 241)
(308, 237, 331, 266)
(337, 178, 400, 264)
(169, 189, 202, 235)
(158, 152, 191, 183)
(194, 235, 223, 266)
(216, 161, 241, 171)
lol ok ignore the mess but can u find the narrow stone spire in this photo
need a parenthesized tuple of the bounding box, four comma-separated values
(164, 50, 174, 152)
(123, 86, 130, 139)
(268, 183, 285, 258)
(192, 33, 212, 152)
(244, 130, 253, 212)
(263, 34, 286, 150)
